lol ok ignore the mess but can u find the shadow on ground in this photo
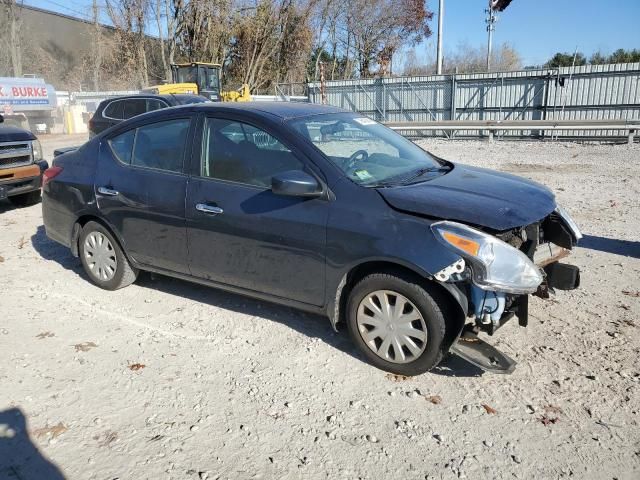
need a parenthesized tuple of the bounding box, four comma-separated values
(580, 234, 640, 259)
(31, 224, 484, 378)
(0, 408, 65, 479)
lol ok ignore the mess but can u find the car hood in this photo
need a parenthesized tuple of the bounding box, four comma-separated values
(0, 125, 36, 142)
(377, 163, 557, 230)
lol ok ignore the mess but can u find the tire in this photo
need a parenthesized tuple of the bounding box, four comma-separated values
(79, 221, 138, 290)
(346, 272, 446, 376)
(9, 189, 41, 207)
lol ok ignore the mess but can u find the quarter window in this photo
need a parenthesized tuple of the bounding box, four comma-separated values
(201, 118, 303, 187)
(107, 118, 190, 173)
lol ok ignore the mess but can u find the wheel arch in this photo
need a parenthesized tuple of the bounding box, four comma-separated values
(71, 215, 134, 265)
(329, 260, 468, 350)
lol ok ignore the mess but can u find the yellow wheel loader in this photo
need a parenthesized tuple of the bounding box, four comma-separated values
(143, 62, 252, 102)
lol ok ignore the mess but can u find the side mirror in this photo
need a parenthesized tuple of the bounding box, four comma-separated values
(272, 170, 322, 197)
(0, 114, 4, 124)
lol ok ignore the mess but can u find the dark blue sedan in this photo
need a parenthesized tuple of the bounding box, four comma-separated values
(42, 102, 581, 375)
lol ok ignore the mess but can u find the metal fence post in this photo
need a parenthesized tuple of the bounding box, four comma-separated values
(450, 73, 457, 121)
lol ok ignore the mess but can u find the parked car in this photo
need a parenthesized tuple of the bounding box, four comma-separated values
(42, 102, 581, 375)
(0, 114, 48, 207)
(89, 94, 210, 137)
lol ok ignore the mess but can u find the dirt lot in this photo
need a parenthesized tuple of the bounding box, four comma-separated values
(1, 135, 639, 479)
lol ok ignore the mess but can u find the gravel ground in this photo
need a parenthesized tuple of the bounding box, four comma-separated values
(1, 135, 639, 479)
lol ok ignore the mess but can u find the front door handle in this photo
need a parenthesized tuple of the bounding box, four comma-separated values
(195, 203, 223, 215)
(98, 186, 119, 196)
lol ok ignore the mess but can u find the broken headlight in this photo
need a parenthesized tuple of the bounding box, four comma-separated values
(555, 205, 583, 243)
(431, 221, 543, 294)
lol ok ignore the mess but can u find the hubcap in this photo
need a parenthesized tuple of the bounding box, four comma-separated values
(83, 231, 117, 281)
(356, 290, 428, 364)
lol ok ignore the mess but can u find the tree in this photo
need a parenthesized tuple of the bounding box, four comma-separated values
(608, 48, 640, 64)
(442, 42, 521, 74)
(0, 0, 23, 77)
(345, 0, 433, 77)
(544, 52, 587, 68)
(589, 51, 607, 65)
(106, 0, 152, 88)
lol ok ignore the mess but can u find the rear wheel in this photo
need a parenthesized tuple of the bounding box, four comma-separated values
(9, 190, 41, 207)
(346, 272, 446, 376)
(79, 221, 138, 290)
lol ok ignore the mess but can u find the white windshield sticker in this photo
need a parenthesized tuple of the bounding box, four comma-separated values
(353, 117, 377, 126)
(354, 169, 373, 180)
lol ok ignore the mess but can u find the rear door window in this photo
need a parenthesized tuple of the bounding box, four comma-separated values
(122, 99, 147, 119)
(131, 119, 190, 173)
(103, 100, 124, 119)
(147, 99, 168, 111)
(107, 129, 135, 164)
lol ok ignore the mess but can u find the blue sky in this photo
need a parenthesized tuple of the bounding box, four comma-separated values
(24, 0, 640, 66)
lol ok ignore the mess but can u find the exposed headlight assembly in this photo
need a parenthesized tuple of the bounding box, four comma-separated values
(31, 139, 43, 161)
(431, 221, 543, 294)
(555, 205, 583, 243)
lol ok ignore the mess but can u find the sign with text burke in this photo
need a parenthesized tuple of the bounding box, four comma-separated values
(0, 77, 56, 111)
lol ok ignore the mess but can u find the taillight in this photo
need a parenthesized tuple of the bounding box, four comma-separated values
(43, 166, 63, 187)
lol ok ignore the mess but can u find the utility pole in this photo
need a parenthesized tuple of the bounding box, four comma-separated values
(485, 0, 497, 72)
(436, 0, 444, 74)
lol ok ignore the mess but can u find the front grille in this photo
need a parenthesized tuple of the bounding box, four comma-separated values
(0, 143, 29, 152)
(0, 155, 32, 168)
(0, 141, 33, 169)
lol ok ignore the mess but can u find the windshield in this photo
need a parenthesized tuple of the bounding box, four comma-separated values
(175, 66, 198, 84)
(289, 114, 446, 186)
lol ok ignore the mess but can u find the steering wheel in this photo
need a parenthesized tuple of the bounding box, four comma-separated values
(345, 149, 369, 171)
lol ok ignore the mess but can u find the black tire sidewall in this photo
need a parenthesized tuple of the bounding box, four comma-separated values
(346, 274, 446, 376)
(79, 221, 129, 290)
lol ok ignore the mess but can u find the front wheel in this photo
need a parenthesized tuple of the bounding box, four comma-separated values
(346, 273, 446, 376)
(79, 221, 138, 290)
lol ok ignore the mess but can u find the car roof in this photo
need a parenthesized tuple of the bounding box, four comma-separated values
(189, 101, 349, 120)
(98, 94, 205, 107)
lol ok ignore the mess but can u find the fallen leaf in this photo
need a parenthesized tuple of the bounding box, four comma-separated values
(609, 200, 617, 207)
(622, 319, 636, 327)
(17, 235, 27, 249)
(618, 304, 630, 311)
(33, 422, 67, 439)
(0, 255, 4, 262)
(539, 415, 559, 426)
(425, 395, 442, 405)
(128, 363, 146, 371)
(385, 373, 410, 382)
(36, 331, 55, 339)
(482, 404, 497, 414)
(73, 342, 97, 352)
(622, 290, 640, 297)
(544, 405, 563, 414)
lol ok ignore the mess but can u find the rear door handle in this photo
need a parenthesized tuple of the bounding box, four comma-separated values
(195, 203, 223, 215)
(98, 186, 119, 196)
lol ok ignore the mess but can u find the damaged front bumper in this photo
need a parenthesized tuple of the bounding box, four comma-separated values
(436, 206, 582, 373)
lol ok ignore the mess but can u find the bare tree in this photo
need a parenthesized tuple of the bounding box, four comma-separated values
(1, 0, 23, 76)
(106, 0, 151, 88)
